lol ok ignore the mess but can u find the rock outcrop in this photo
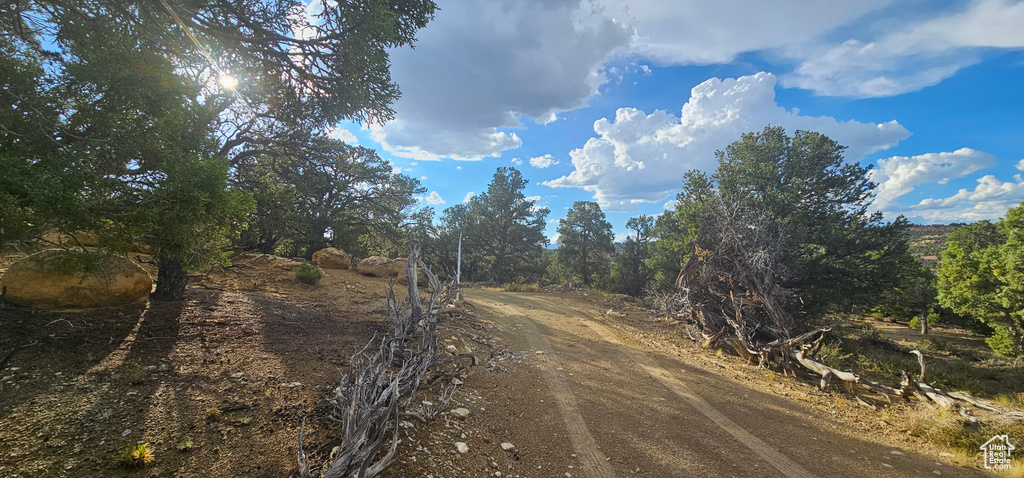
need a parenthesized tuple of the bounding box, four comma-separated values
(1, 250, 152, 308)
(356, 256, 394, 278)
(312, 247, 353, 270)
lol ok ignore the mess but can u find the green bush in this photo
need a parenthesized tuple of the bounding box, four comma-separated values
(295, 263, 322, 285)
(909, 316, 920, 330)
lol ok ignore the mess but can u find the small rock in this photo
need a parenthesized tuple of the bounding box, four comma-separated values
(451, 378, 464, 385)
(451, 408, 471, 419)
(535, 350, 544, 354)
(501, 442, 515, 451)
(446, 345, 457, 352)
(456, 442, 469, 454)
(399, 420, 415, 429)
(122, 429, 131, 437)
(495, 472, 501, 477)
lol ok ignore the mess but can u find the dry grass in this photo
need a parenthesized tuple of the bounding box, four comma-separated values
(122, 363, 147, 385)
(904, 408, 1024, 470)
(502, 282, 539, 292)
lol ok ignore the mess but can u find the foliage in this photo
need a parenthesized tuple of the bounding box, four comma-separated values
(503, 283, 539, 292)
(873, 251, 936, 321)
(236, 138, 424, 258)
(295, 263, 323, 286)
(649, 171, 714, 291)
(116, 443, 154, 468)
(938, 212, 1024, 357)
(541, 249, 572, 285)
(612, 215, 654, 297)
(433, 168, 549, 283)
(3, 0, 437, 137)
(908, 316, 921, 330)
(0, 0, 436, 299)
(557, 201, 614, 287)
(657, 126, 910, 324)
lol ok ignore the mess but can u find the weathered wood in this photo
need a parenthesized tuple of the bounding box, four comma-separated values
(298, 244, 460, 478)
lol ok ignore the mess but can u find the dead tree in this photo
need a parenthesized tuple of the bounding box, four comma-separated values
(674, 201, 792, 357)
(298, 243, 457, 478)
(670, 200, 1024, 419)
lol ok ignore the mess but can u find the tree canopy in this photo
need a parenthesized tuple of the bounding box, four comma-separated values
(612, 215, 654, 297)
(557, 201, 614, 287)
(429, 168, 549, 284)
(938, 212, 1024, 357)
(655, 126, 910, 322)
(0, 0, 437, 299)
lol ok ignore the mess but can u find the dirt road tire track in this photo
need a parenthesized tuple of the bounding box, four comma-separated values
(507, 306, 616, 478)
(583, 319, 817, 478)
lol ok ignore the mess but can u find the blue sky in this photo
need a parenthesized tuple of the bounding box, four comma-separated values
(326, 0, 1024, 241)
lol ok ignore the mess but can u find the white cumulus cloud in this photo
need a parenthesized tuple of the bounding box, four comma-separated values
(529, 154, 560, 168)
(870, 148, 996, 210)
(420, 191, 445, 205)
(328, 126, 359, 143)
(909, 174, 1024, 223)
(367, 0, 1024, 162)
(463, 191, 475, 203)
(544, 72, 909, 211)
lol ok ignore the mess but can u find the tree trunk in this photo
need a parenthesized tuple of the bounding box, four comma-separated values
(152, 256, 188, 301)
(920, 308, 929, 335)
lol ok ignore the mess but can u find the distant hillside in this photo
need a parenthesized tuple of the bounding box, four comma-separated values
(905, 223, 964, 269)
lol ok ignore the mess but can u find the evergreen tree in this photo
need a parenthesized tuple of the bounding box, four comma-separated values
(438, 168, 548, 283)
(557, 201, 614, 287)
(653, 126, 909, 321)
(938, 213, 1024, 357)
(613, 215, 654, 297)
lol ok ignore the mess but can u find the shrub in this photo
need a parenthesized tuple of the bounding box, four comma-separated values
(295, 262, 323, 285)
(116, 443, 154, 468)
(503, 282, 539, 292)
(909, 316, 920, 330)
(817, 340, 853, 369)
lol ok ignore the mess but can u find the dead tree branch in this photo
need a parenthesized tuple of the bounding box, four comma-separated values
(667, 199, 1023, 420)
(298, 243, 458, 478)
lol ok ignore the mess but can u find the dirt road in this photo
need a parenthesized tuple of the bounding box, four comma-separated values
(460, 289, 985, 478)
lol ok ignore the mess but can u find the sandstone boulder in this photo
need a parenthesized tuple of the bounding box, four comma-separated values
(41, 229, 100, 247)
(357, 256, 394, 278)
(1, 250, 152, 308)
(392, 258, 427, 285)
(312, 247, 353, 270)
